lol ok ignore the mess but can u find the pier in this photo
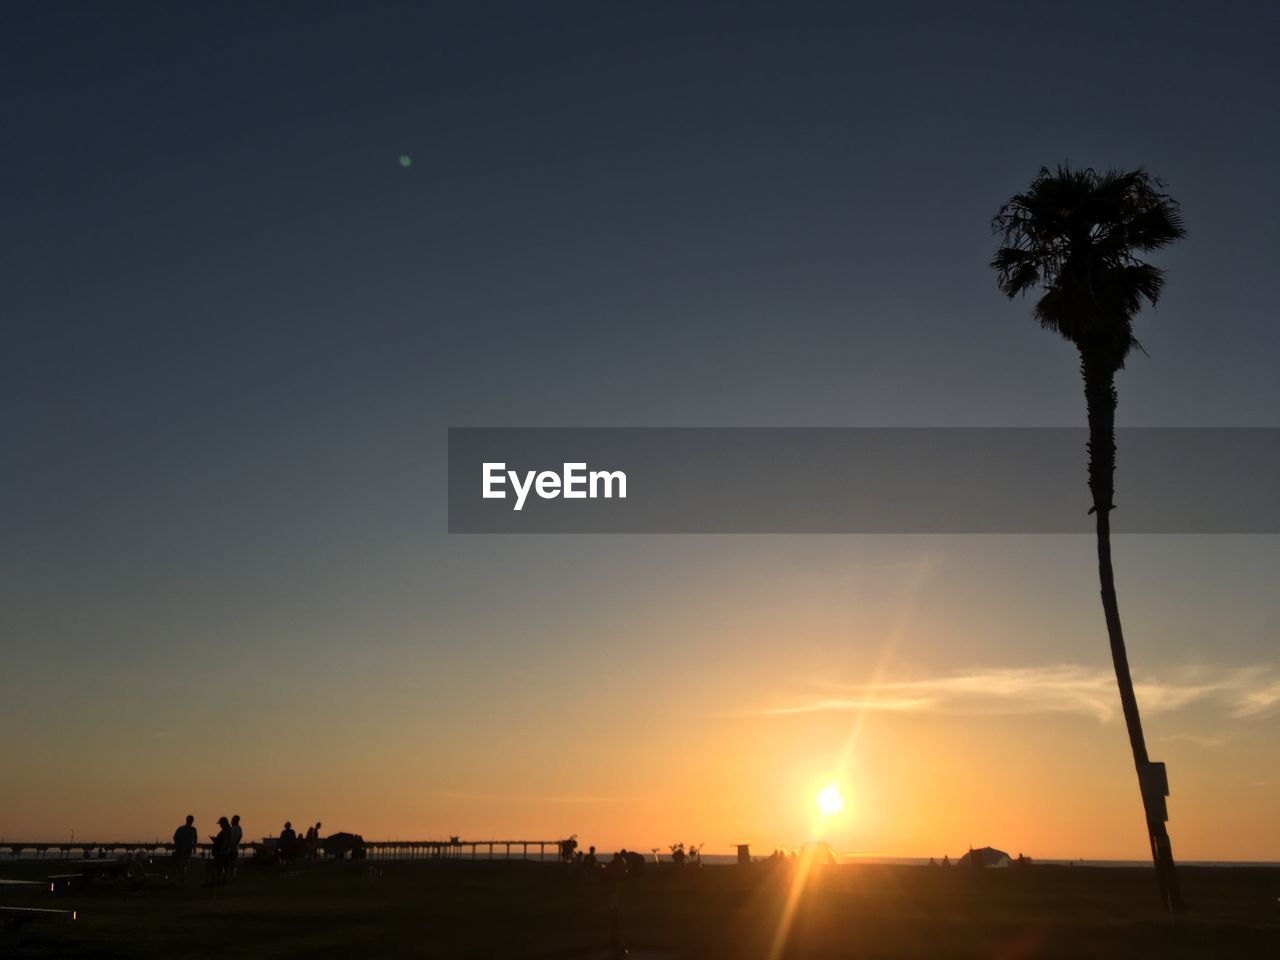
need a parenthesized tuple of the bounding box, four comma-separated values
(2, 838, 570, 862)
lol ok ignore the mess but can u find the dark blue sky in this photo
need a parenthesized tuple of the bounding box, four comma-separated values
(2, 2, 1279, 847)
(6, 1, 1278, 572)
(6, 1, 1278, 506)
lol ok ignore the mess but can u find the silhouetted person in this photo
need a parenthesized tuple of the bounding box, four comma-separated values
(172, 815, 197, 882)
(209, 817, 232, 885)
(583, 845, 598, 869)
(308, 822, 323, 859)
(279, 821, 296, 861)
(229, 814, 243, 880)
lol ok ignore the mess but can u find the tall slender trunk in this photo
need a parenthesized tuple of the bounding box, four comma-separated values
(1081, 351, 1186, 917)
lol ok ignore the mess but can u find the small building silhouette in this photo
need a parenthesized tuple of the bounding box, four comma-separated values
(323, 832, 367, 860)
(957, 846, 1011, 868)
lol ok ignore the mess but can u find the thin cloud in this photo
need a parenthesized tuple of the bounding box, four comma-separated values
(1233, 677, 1280, 718)
(437, 791, 621, 805)
(767, 696, 931, 715)
(763, 664, 1280, 723)
(1154, 732, 1233, 748)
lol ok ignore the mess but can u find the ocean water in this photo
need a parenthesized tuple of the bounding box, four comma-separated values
(1, 848, 1274, 868)
(666, 854, 1279, 868)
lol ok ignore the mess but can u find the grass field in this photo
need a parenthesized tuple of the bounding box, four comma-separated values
(2, 858, 1278, 958)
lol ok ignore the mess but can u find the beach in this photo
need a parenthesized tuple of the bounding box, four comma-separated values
(6, 4, 1280, 957)
(2, 858, 1277, 958)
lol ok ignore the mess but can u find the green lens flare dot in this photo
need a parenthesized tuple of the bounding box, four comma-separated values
(399, 155, 412, 167)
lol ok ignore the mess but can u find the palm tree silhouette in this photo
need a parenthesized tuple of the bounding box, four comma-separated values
(991, 165, 1187, 915)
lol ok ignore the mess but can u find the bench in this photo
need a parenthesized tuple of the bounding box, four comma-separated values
(45, 874, 85, 892)
(0, 905, 78, 929)
(48, 865, 159, 889)
(0, 880, 53, 892)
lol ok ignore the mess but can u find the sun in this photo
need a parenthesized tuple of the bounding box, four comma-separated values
(815, 783, 844, 817)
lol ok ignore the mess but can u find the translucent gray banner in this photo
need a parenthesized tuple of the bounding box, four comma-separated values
(447, 428, 1280, 533)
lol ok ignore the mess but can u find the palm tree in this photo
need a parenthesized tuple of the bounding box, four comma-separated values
(991, 165, 1187, 915)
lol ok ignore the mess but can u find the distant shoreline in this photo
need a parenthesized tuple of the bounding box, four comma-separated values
(1, 849, 1276, 868)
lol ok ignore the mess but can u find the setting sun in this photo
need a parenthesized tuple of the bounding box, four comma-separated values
(815, 784, 845, 817)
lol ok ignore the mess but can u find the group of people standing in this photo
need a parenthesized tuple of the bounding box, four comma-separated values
(170, 815, 327, 881)
(210, 815, 244, 883)
(275, 821, 324, 861)
(169, 813, 243, 885)
(168, 814, 240, 885)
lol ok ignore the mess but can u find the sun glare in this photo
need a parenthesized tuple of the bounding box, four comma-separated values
(815, 784, 844, 817)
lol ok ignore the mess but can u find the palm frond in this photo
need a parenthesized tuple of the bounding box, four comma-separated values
(990, 164, 1185, 367)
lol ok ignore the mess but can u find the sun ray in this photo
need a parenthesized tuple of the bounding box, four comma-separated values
(826, 550, 934, 819)
(765, 842, 820, 960)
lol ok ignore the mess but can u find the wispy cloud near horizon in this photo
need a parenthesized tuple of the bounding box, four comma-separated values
(761, 664, 1280, 723)
(437, 791, 623, 805)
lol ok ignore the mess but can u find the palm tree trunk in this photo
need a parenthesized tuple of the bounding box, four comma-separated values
(1081, 352, 1186, 916)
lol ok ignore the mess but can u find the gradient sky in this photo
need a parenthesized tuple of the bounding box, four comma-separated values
(2, 2, 1278, 859)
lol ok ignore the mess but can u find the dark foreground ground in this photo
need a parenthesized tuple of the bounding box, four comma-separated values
(1, 858, 1277, 959)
